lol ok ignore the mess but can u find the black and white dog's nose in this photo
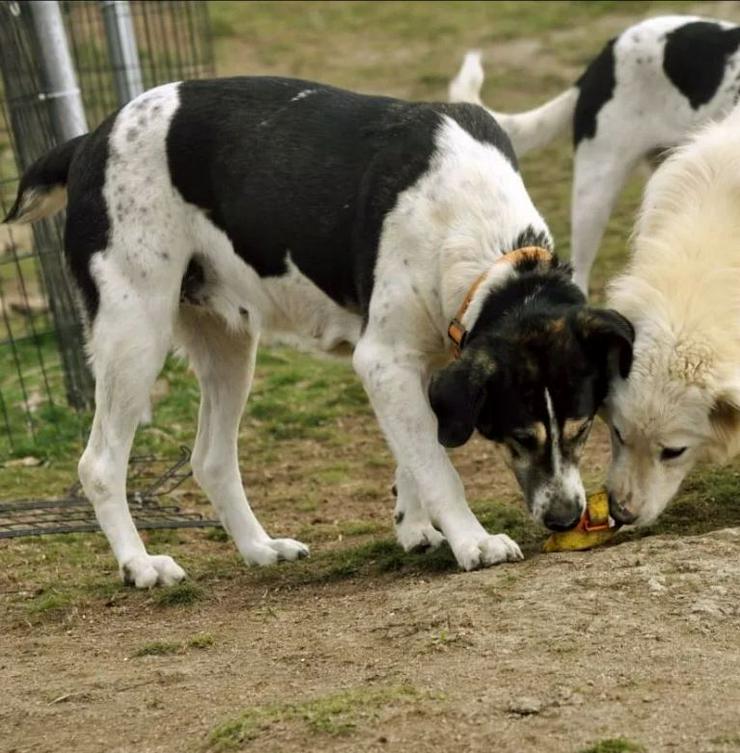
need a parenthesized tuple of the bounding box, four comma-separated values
(543, 505, 582, 532)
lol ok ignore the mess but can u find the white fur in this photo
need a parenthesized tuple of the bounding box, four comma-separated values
(528, 389, 586, 525)
(449, 16, 740, 293)
(604, 102, 740, 525)
(68, 88, 552, 583)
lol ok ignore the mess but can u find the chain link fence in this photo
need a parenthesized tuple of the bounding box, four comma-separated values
(0, 0, 213, 459)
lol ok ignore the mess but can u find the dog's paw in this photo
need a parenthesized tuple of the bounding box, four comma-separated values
(395, 517, 446, 553)
(121, 554, 187, 588)
(453, 533, 523, 571)
(241, 537, 310, 566)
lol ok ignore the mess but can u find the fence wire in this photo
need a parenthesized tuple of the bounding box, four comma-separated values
(0, 1, 213, 459)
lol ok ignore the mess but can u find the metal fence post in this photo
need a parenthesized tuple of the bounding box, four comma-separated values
(101, 0, 144, 106)
(0, 1, 94, 412)
(28, 0, 88, 141)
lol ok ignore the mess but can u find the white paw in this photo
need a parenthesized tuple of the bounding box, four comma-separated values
(395, 516, 446, 553)
(452, 533, 523, 571)
(121, 554, 187, 588)
(241, 537, 310, 566)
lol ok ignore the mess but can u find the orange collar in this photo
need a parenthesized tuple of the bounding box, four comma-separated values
(447, 246, 552, 358)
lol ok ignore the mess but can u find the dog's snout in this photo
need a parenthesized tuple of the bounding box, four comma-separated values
(608, 493, 638, 525)
(543, 502, 582, 532)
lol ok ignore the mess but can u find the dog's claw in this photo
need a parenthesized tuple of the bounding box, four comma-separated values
(395, 519, 446, 553)
(453, 533, 523, 571)
(241, 537, 309, 566)
(120, 554, 187, 588)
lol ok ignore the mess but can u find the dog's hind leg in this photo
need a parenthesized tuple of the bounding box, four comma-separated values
(393, 466, 445, 552)
(177, 308, 309, 566)
(78, 276, 184, 588)
(570, 142, 639, 295)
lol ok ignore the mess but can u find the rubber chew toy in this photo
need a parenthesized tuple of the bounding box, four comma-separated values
(543, 490, 620, 552)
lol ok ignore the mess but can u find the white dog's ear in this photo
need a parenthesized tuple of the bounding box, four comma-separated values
(710, 384, 740, 440)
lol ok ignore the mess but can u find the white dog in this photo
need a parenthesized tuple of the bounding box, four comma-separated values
(449, 15, 740, 293)
(603, 102, 740, 526)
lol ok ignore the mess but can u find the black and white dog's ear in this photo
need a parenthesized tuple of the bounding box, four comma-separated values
(428, 351, 494, 448)
(573, 308, 635, 379)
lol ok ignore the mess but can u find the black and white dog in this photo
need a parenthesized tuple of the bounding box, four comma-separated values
(6, 77, 632, 586)
(450, 15, 740, 293)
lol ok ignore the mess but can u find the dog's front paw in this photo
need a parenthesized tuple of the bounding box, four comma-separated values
(121, 554, 187, 588)
(241, 537, 309, 566)
(395, 516, 446, 553)
(452, 533, 523, 571)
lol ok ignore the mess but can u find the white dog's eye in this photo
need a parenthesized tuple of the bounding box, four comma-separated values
(613, 426, 625, 445)
(660, 446, 687, 461)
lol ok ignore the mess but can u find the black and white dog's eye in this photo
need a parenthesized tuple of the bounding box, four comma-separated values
(511, 432, 537, 452)
(613, 426, 625, 444)
(506, 441, 522, 460)
(660, 446, 687, 461)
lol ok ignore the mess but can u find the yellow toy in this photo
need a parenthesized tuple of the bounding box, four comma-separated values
(543, 490, 620, 552)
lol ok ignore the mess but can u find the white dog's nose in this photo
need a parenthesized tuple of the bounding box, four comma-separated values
(608, 493, 638, 524)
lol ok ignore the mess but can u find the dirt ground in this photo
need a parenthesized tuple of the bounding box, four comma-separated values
(3, 421, 739, 753)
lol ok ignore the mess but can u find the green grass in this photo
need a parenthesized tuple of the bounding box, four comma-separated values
(132, 633, 215, 656)
(133, 640, 182, 657)
(150, 580, 204, 607)
(579, 739, 646, 753)
(711, 735, 740, 747)
(208, 684, 421, 749)
(188, 632, 215, 649)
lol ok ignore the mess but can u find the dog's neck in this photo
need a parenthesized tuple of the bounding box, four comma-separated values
(453, 251, 582, 350)
(446, 246, 554, 356)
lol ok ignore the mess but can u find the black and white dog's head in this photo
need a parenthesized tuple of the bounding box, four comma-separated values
(430, 256, 634, 530)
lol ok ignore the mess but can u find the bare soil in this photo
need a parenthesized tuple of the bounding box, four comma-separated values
(3, 423, 739, 753)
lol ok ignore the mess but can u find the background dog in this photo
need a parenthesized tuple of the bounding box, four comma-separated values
(603, 101, 740, 526)
(449, 15, 740, 294)
(6, 76, 631, 585)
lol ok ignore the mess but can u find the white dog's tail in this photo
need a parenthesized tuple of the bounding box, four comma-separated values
(449, 50, 578, 157)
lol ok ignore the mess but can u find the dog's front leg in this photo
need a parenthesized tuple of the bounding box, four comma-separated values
(353, 339, 523, 570)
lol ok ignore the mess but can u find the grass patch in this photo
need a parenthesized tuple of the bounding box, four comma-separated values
(188, 633, 215, 649)
(25, 588, 74, 616)
(151, 581, 204, 607)
(340, 519, 384, 537)
(578, 739, 646, 753)
(133, 640, 182, 657)
(208, 684, 420, 749)
(711, 735, 740, 747)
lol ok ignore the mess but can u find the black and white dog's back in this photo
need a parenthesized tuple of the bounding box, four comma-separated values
(450, 15, 740, 293)
(7, 77, 632, 586)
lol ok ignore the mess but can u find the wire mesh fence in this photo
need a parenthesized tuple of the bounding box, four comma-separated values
(0, 446, 219, 538)
(0, 0, 214, 459)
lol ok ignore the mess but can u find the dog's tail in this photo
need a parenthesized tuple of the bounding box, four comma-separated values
(3, 134, 87, 225)
(449, 50, 578, 157)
